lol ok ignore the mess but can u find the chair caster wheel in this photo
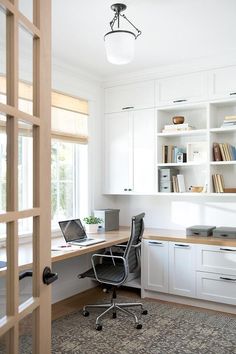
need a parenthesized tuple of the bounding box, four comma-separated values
(112, 313, 117, 319)
(96, 324, 102, 331)
(136, 323, 142, 329)
(82, 310, 89, 317)
(142, 310, 148, 315)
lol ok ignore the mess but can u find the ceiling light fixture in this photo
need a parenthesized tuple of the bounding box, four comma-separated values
(104, 3, 141, 65)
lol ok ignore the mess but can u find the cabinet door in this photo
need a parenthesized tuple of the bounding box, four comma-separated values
(104, 112, 132, 194)
(156, 72, 207, 106)
(169, 242, 196, 297)
(142, 240, 169, 293)
(209, 66, 236, 99)
(196, 271, 236, 305)
(133, 109, 156, 193)
(196, 244, 236, 276)
(105, 81, 155, 113)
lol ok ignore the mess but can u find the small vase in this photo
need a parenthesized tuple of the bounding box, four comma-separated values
(85, 224, 99, 233)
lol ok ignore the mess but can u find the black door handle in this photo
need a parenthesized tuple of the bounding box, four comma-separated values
(43, 266, 58, 285)
(19, 271, 33, 280)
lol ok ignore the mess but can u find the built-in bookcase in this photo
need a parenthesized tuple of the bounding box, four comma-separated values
(156, 99, 236, 195)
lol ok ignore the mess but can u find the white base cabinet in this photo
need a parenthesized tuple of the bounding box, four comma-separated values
(169, 242, 196, 297)
(142, 240, 236, 307)
(142, 240, 168, 293)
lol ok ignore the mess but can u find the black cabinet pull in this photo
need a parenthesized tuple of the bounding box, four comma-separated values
(173, 99, 187, 103)
(128, 188, 132, 191)
(122, 106, 134, 110)
(229, 92, 236, 96)
(175, 244, 190, 248)
(220, 248, 236, 252)
(43, 266, 58, 285)
(220, 276, 236, 281)
(124, 188, 128, 191)
(19, 271, 33, 280)
(148, 241, 163, 245)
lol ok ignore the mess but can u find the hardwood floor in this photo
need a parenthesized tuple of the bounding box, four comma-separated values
(52, 286, 141, 320)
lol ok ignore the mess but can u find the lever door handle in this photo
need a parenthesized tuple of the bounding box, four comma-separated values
(19, 271, 33, 280)
(43, 266, 58, 285)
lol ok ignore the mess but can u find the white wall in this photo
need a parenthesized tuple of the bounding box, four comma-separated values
(108, 195, 236, 229)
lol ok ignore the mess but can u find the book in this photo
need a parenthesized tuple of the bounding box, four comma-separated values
(212, 143, 222, 161)
(177, 174, 186, 193)
(216, 174, 224, 193)
(219, 143, 226, 161)
(224, 115, 236, 121)
(212, 174, 219, 193)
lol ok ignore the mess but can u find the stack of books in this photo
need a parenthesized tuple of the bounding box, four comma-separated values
(162, 145, 186, 163)
(212, 142, 236, 161)
(221, 115, 236, 128)
(172, 174, 186, 193)
(162, 123, 194, 133)
(212, 174, 224, 193)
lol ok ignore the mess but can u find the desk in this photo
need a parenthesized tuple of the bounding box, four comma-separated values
(0, 229, 130, 275)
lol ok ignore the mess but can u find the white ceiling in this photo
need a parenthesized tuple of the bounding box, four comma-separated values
(51, 0, 236, 79)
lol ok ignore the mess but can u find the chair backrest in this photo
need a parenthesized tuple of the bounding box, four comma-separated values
(124, 213, 145, 273)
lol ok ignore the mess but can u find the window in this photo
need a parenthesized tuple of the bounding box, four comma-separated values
(0, 76, 89, 238)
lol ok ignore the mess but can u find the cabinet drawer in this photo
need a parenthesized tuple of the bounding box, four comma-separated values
(156, 72, 207, 106)
(196, 244, 236, 275)
(196, 271, 236, 305)
(159, 181, 172, 193)
(159, 168, 178, 181)
(105, 81, 155, 113)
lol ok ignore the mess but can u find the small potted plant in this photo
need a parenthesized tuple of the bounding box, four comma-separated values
(83, 216, 103, 233)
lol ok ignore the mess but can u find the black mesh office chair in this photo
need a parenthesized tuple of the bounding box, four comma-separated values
(78, 212, 147, 331)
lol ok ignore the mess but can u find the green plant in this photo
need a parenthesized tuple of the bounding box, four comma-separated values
(83, 216, 103, 225)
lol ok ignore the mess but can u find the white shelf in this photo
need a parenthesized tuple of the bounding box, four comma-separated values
(157, 129, 207, 137)
(210, 161, 236, 165)
(157, 162, 206, 167)
(210, 127, 236, 133)
(158, 192, 207, 196)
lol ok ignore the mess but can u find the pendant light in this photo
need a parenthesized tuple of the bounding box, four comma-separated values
(104, 3, 141, 65)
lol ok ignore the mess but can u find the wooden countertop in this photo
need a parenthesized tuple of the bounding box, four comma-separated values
(143, 228, 236, 247)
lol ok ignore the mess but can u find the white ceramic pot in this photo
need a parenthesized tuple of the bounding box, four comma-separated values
(85, 224, 99, 233)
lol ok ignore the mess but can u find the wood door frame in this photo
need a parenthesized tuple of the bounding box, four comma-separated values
(0, 0, 52, 353)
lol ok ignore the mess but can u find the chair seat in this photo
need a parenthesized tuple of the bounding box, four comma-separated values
(80, 263, 126, 284)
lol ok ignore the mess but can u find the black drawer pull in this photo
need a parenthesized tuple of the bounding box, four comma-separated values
(128, 188, 132, 191)
(229, 92, 236, 96)
(173, 99, 187, 103)
(148, 241, 163, 245)
(220, 248, 236, 252)
(175, 244, 190, 248)
(124, 188, 128, 191)
(122, 106, 134, 110)
(220, 277, 236, 281)
(193, 232, 199, 235)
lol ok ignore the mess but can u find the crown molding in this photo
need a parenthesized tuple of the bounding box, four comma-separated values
(102, 52, 236, 87)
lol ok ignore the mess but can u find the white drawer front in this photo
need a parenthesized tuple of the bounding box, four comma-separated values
(197, 272, 236, 305)
(196, 244, 236, 275)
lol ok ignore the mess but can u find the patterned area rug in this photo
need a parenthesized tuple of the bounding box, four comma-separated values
(51, 298, 236, 354)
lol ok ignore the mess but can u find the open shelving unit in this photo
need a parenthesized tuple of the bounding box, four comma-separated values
(156, 99, 236, 195)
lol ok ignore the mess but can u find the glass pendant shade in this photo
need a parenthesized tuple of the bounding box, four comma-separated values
(104, 30, 136, 65)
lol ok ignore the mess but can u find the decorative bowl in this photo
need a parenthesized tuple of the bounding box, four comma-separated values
(172, 116, 185, 124)
(189, 186, 204, 193)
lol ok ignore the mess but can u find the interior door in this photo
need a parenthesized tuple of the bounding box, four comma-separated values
(0, 1, 52, 353)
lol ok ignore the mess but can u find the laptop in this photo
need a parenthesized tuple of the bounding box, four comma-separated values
(58, 219, 105, 246)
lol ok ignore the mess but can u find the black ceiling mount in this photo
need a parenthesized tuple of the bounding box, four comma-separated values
(111, 3, 127, 13)
(108, 3, 141, 38)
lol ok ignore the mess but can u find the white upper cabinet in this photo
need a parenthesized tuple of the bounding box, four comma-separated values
(209, 66, 236, 99)
(104, 109, 156, 195)
(156, 72, 208, 106)
(104, 80, 155, 113)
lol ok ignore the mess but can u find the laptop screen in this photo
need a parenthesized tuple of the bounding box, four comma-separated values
(59, 219, 87, 242)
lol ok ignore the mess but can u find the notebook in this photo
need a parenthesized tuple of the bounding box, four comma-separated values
(58, 219, 105, 246)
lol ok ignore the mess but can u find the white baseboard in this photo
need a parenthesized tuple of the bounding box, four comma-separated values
(141, 289, 236, 315)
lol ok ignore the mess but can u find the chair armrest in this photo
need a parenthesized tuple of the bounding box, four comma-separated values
(91, 253, 128, 286)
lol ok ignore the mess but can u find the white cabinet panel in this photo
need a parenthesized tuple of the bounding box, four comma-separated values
(105, 81, 155, 113)
(169, 242, 196, 297)
(209, 66, 236, 99)
(104, 112, 132, 194)
(196, 244, 236, 276)
(142, 240, 169, 293)
(133, 109, 156, 193)
(104, 109, 156, 194)
(156, 72, 207, 106)
(196, 271, 236, 305)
